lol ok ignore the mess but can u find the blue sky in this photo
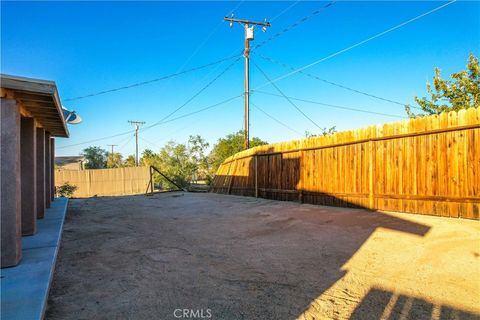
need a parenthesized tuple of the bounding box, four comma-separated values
(2, 1, 479, 157)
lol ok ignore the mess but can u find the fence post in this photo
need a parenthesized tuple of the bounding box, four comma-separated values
(150, 166, 154, 193)
(299, 150, 304, 204)
(368, 139, 375, 210)
(255, 155, 258, 198)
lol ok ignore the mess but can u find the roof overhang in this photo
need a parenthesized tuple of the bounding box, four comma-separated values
(0, 74, 69, 138)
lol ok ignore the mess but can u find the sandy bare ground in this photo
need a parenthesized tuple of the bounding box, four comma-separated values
(46, 192, 480, 320)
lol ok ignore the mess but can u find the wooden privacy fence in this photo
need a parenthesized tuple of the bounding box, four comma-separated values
(211, 107, 480, 220)
(55, 166, 150, 198)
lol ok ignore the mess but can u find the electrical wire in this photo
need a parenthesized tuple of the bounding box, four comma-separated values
(57, 94, 243, 150)
(65, 2, 246, 103)
(250, 101, 304, 136)
(60, 1, 445, 149)
(153, 94, 242, 126)
(64, 53, 242, 102)
(252, 59, 323, 130)
(139, 118, 200, 148)
(254, 52, 420, 109)
(252, 90, 406, 119)
(253, 0, 457, 91)
(117, 134, 135, 152)
(270, 0, 302, 23)
(63, 3, 245, 149)
(175, 0, 245, 74)
(177, 0, 245, 90)
(113, 134, 134, 149)
(57, 130, 134, 149)
(142, 56, 242, 131)
(252, 0, 337, 51)
(139, 136, 162, 150)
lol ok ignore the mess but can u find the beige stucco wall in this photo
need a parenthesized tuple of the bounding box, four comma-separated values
(55, 166, 150, 198)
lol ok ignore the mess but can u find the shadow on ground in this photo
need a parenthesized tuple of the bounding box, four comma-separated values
(351, 288, 479, 320)
(46, 191, 479, 319)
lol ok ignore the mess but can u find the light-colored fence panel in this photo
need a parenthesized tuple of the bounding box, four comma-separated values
(55, 166, 150, 198)
(211, 107, 480, 220)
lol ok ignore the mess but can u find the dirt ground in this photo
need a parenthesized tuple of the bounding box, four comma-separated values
(46, 192, 480, 320)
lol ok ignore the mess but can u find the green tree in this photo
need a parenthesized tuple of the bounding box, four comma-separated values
(208, 130, 267, 176)
(156, 141, 195, 189)
(81, 146, 107, 169)
(406, 53, 480, 117)
(188, 135, 209, 180)
(140, 149, 160, 167)
(305, 126, 337, 138)
(106, 152, 123, 168)
(124, 155, 136, 167)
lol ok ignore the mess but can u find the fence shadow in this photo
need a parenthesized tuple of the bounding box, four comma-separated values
(350, 288, 480, 320)
(212, 151, 372, 209)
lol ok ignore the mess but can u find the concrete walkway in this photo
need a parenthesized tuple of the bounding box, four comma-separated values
(1, 198, 68, 320)
(47, 193, 479, 319)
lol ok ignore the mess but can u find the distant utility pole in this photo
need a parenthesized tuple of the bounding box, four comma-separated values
(224, 15, 270, 150)
(128, 120, 146, 166)
(107, 144, 117, 166)
(107, 144, 118, 163)
(107, 144, 117, 155)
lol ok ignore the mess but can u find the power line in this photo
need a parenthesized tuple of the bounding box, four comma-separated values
(142, 56, 242, 132)
(153, 94, 243, 127)
(64, 53, 242, 102)
(139, 136, 162, 150)
(62, 23, 244, 149)
(114, 133, 134, 147)
(252, 90, 405, 119)
(251, 59, 323, 130)
(141, 118, 200, 148)
(175, 0, 245, 74)
(253, 0, 457, 91)
(57, 130, 134, 149)
(57, 94, 243, 150)
(250, 101, 304, 136)
(66, 1, 246, 103)
(270, 0, 302, 23)
(254, 52, 421, 109)
(172, 0, 245, 90)
(252, 0, 337, 51)
(117, 134, 135, 152)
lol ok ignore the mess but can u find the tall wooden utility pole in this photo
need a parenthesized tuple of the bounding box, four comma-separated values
(224, 16, 270, 149)
(128, 120, 145, 166)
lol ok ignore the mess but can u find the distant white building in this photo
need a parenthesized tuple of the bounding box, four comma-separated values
(55, 156, 85, 171)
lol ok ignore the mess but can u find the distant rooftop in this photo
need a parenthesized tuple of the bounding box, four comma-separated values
(55, 156, 85, 166)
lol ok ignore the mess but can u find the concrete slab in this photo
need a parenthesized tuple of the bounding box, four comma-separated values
(1, 197, 68, 320)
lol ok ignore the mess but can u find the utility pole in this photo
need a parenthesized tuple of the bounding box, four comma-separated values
(107, 144, 117, 155)
(128, 120, 145, 166)
(224, 16, 270, 149)
(107, 144, 117, 166)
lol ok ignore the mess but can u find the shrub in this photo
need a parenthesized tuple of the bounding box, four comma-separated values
(56, 182, 78, 198)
